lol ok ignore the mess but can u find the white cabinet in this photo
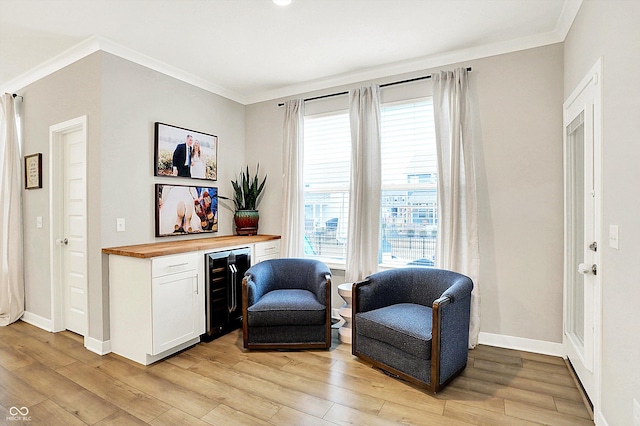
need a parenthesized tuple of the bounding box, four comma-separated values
(151, 256, 203, 355)
(109, 252, 204, 365)
(254, 239, 281, 264)
(105, 235, 280, 365)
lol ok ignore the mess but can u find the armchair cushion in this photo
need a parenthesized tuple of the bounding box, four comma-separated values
(356, 303, 433, 360)
(248, 289, 327, 326)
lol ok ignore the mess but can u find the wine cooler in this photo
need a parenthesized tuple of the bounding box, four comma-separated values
(202, 247, 251, 342)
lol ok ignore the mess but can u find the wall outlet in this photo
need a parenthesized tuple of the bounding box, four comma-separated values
(116, 218, 125, 232)
(633, 398, 640, 426)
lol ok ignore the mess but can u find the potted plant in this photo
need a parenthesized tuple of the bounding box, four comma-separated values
(222, 164, 267, 235)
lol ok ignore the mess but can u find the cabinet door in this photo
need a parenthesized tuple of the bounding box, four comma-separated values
(151, 269, 202, 355)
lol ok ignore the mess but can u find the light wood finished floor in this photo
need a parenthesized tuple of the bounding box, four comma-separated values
(0, 321, 593, 425)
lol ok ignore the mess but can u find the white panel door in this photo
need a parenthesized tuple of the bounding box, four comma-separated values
(62, 129, 87, 335)
(563, 59, 602, 408)
(50, 116, 87, 336)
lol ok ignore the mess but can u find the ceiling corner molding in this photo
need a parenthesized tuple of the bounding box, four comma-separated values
(244, 30, 564, 105)
(1, 35, 248, 105)
(95, 37, 248, 104)
(0, 36, 101, 94)
(555, 0, 583, 40)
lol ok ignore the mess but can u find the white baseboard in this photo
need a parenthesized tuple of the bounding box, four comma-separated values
(21, 312, 112, 356)
(478, 332, 564, 357)
(20, 311, 54, 332)
(84, 336, 112, 356)
(594, 410, 608, 426)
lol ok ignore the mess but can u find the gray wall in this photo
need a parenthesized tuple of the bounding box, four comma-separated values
(20, 52, 246, 341)
(21, 53, 103, 328)
(246, 43, 565, 343)
(565, 1, 640, 424)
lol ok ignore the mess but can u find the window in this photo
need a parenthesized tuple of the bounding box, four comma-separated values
(303, 112, 350, 261)
(303, 98, 437, 268)
(380, 99, 437, 267)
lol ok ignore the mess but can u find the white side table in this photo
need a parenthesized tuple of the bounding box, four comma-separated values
(337, 283, 353, 344)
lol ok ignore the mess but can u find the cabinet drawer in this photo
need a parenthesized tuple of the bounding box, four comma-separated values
(152, 253, 198, 278)
(254, 240, 280, 258)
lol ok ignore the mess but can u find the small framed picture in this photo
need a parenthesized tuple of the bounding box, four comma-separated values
(25, 153, 42, 189)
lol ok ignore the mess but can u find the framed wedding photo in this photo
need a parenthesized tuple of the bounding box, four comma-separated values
(25, 153, 42, 189)
(154, 122, 218, 181)
(155, 184, 219, 237)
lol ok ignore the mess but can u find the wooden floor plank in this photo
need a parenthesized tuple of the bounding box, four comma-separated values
(149, 360, 281, 421)
(444, 399, 541, 426)
(56, 361, 172, 423)
(99, 359, 218, 419)
(461, 364, 584, 402)
(0, 322, 594, 426)
(25, 399, 87, 426)
(472, 358, 576, 388)
(505, 400, 596, 426)
(188, 358, 333, 418)
(202, 404, 277, 426)
(12, 362, 120, 424)
(554, 396, 593, 420)
(149, 407, 211, 426)
(378, 400, 473, 426)
(234, 359, 385, 415)
(0, 364, 48, 409)
(269, 405, 339, 426)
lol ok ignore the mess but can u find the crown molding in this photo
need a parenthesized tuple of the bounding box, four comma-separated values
(555, 0, 583, 40)
(1, 35, 248, 104)
(3, 0, 582, 106)
(244, 29, 563, 105)
(0, 36, 101, 94)
(95, 36, 247, 104)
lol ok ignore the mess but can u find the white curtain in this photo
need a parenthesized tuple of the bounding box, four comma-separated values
(281, 99, 305, 257)
(432, 69, 480, 348)
(345, 85, 381, 283)
(0, 94, 25, 326)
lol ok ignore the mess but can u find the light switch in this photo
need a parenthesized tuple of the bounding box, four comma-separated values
(116, 218, 126, 232)
(36, 216, 43, 228)
(609, 224, 619, 249)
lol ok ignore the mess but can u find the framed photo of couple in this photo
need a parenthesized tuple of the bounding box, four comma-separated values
(154, 122, 218, 181)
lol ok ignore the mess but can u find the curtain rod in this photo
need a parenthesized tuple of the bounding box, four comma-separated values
(277, 67, 471, 107)
(12, 93, 23, 101)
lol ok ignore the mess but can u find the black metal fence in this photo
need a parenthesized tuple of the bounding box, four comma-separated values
(384, 236, 436, 262)
(306, 233, 436, 264)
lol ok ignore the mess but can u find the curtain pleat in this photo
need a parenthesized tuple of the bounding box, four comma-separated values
(0, 94, 25, 326)
(281, 99, 305, 257)
(345, 85, 381, 283)
(432, 69, 481, 348)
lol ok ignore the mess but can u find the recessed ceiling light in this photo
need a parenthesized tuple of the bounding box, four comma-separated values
(273, 0, 292, 6)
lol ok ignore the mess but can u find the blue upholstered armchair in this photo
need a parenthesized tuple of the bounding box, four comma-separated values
(242, 258, 332, 350)
(352, 267, 473, 392)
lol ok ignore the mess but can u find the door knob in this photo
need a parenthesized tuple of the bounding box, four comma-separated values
(56, 238, 68, 246)
(578, 263, 597, 275)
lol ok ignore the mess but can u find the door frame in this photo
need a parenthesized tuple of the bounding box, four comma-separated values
(562, 58, 602, 414)
(49, 115, 88, 334)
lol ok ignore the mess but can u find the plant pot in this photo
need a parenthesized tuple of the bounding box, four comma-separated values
(234, 210, 259, 236)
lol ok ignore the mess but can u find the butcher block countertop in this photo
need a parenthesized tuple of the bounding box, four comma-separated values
(102, 234, 281, 259)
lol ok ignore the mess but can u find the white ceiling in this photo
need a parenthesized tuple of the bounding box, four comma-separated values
(0, 0, 581, 104)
